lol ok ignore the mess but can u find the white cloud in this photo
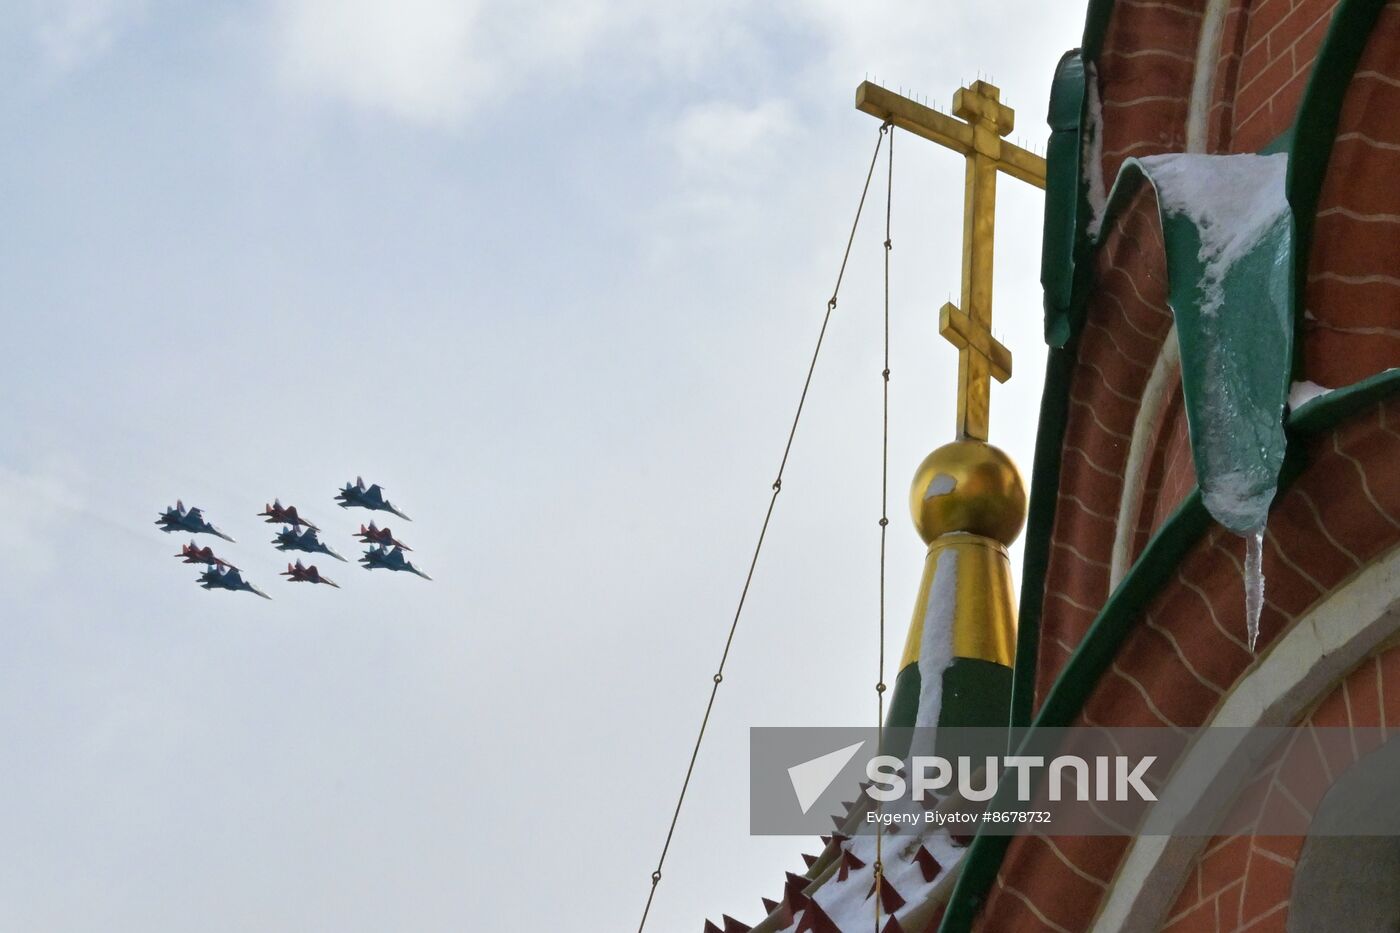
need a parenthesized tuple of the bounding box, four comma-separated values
(270, 0, 629, 127)
(272, 0, 494, 127)
(31, 0, 147, 71)
(269, 0, 756, 128)
(670, 99, 798, 182)
(0, 459, 86, 580)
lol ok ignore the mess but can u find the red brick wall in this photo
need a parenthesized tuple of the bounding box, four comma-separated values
(1036, 190, 1175, 708)
(1162, 642, 1400, 931)
(1301, 2, 1400, 388)
(1205, 0, 1250, 150)
(1227, 0, 1337, 151)
(1130, 376, 1197, 566)
(999, 4, 1400, 929)
(1095, 0, 1204, 182)
(982, 397, 1400, 931)
(1034, 1, 1205, 708)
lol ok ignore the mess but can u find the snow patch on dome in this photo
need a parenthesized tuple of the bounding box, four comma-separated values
(915, 547, 959, 734)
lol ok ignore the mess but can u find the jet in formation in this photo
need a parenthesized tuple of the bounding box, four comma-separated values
(198, 566, 271, 599)
(155, 501, 235, 541)
(177, 541, 239, 571)
(336, 477, 411, 520)
(355, 521, 411, 550)
(272, 526, 346, 562)
(259, 499, 319, 530)
(360, 545, 431, 580)
(281, 560, 340, 588)
(161, 480, 429, 599)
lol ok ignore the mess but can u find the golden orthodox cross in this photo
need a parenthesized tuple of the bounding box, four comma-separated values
(856, 80, 1046, 442)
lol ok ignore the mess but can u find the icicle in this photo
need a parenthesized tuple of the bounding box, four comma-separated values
(1244, 527, 1265, 651)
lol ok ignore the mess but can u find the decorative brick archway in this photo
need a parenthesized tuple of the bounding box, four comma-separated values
(1160, 641, 1400, 931)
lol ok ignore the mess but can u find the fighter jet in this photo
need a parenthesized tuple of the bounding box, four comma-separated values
(176, 541, 239, 571)
(156, 501, 235, 541)
(197, 566, 271, 599)
(354, 521, 411, 551)
(280, 560, 340, 588)
(360, 545, 431, 580)
(272, 526, 347, 562)
(336, 477, 411, 520)
(259, 499, 320, 530)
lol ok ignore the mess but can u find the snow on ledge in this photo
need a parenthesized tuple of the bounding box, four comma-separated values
(1289, 380, 1332, 410)
(1137, 151, 1289, 316)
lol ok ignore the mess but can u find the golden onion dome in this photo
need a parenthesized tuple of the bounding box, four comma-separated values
(909, 439, 1027, 546)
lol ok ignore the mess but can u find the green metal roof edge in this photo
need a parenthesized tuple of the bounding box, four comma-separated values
(1042, 49, 1087, 344)
(1081, 0, 1116, 62)
(1008, 345, 1076, 731)
(1291, 368, 1400, 433)
(1014, 46, 1093, 728)
(942, 0, 1392, 925)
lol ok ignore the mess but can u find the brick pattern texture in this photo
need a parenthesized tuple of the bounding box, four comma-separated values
(1094, 0, 1201, 183)
(1159, 641, 1400, 931)
(1301, 3, 1400, 388)
(1035, 189, 1176, 709)
(1217, 0, 1338, 152)
(982, 399, 1400, 931)
(985, 2, 1400, 929)
(1039, 0, 1400, 703)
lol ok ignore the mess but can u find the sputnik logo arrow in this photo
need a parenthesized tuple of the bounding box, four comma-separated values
(787, 740, 866, 815)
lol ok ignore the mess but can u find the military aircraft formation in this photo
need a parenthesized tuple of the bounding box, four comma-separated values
(156, 478, 430, 599)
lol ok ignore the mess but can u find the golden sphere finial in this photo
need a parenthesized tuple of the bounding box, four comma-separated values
(910, 440, 1027, 545)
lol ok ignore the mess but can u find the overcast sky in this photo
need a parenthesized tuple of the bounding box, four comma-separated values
(1, 2, 1085, 929)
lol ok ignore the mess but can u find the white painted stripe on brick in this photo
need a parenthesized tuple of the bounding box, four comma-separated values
(1111, 330, 1180, 588)
(1305, 319, 1400, 339)
(1061, 489, 1122, 524)
(1053, 537, 1115, 570)
(1335, 129, 1400, 151)
(1070, 395, 1135, 442)
(1110, 661, 1190, 731)
(1101, 274, 1167, 340)
(1041, 835, 1111, 889)
(1177, 570, 1254, 652)
(1103, 139, 1164, 159)
(1353, 69, 1400, 89)
(1050, 588, 1103, 615)
(1103, 94, 1191, 109)
(1119, 0, 1205, 19)
(1264, 526, 1328, 593)
(1187, 0, 1232, 152)
(1317, 205, 1400, 223)
(1333, 433, 1400, 530)
(994, 876, 1078, 933)
(1310, 270, 1400, 286)
(1294, 487, 1364, 568)
(1144, 613, 1228, 694)
(1083, 359, 1143, 405)
(1103, 47, 1198, 65)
